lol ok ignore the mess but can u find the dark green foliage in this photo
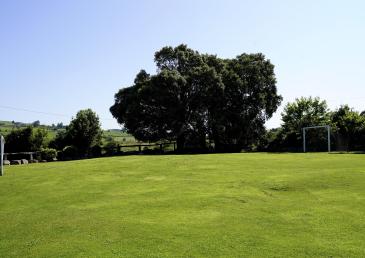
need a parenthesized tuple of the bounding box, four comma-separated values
(67, 109, 102, 156)
(282, 97, 330, 131)
(103, 137, 119, 156)
(111, 45, 282, 152)
(32, 128, 48, 151)
(5, 126, 48, 153)
(49, 130, 71, 150)
(331, 105, 365, 151)
(48, 109, 102, 158)
(259, 98, 365, 152)
(40, 148, 57, 161)
(90, 145, 102, 157)
(61, 145, 80, 160)
(258, 128, 285, 152)
(5, 127, 33, 152)
(211, 53, 281, 151)
(280, 97, 330, 151)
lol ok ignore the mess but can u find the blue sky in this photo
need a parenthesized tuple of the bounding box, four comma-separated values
(1, 0, 364, 129)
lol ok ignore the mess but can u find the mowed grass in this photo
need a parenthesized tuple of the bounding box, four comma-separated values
(0, 154, 365, 257)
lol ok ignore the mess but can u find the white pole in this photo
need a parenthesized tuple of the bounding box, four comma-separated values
(0, 135, 4, 176)
(303, 128, 306, 152)
(327, 126, 331, 153)
(302, 125, 332, 153)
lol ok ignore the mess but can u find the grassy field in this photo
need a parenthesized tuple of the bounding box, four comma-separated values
(0, 153, 364, 257)
(103, 130, 136, 144)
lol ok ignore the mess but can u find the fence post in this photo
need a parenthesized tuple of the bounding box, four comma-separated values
(303, 128, 306, 152)
(1, 135, 4, 176)
(327, 125, 331, 152)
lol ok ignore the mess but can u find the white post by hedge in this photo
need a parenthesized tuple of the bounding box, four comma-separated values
(1, 135, 4, 176)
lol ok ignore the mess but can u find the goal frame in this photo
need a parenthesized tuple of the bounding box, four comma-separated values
(302, 125, 331, 153)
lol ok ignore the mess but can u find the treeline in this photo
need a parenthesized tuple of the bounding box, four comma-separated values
(5, 45, 364, 156)
(4, 109, 103, 160)
(259, 97, 365, 152)
(110, 45, 365, 153)
(0, 120, 66, 130)
(5, 126, 48, 153)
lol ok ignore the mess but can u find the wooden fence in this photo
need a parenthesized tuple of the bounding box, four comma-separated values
(4, 151, 38, 160)
(118, 142, 176, 153)
(3, 142, 177, 161)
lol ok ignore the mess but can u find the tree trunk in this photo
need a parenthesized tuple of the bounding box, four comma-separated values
(176, 135, 185, 152)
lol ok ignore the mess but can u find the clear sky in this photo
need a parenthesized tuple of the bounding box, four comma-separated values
(1, 0, 364, 129)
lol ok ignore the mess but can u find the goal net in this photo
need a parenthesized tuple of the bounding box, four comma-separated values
(302, 125, 331, 152)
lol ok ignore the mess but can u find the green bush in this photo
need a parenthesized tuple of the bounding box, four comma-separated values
(5, 126, 48, 152)
(62, 145, 79, 160)
(40, 148, 57, 161)
(90, 145, 102, 157)
(103, 138, 119, 156)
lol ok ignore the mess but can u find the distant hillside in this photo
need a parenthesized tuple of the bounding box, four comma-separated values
(0, 120, 136, 144)
(0, 120, 65, 142)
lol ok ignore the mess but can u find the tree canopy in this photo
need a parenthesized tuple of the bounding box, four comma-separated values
(277, 97, 330, 151)
(282, 96, 330, 133)
(66, 109, 102, 155)
(331, 105, 365, 150)
(261, 97, 365, 152)
(50, 109, 102, 156)
(111, 45, 282, 152)
(5, 126, 48, 153)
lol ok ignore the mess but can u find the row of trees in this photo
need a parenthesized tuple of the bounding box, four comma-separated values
(110, 45, 365, 153)
(5, 109, 102, 159)
(6, 46, 363, 155)
(261, 97, 365, 152)
(110, 45, 282, 152)
(5, 126, 48, 153)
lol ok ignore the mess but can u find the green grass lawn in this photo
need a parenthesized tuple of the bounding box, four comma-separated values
(0, 153, 364, 257)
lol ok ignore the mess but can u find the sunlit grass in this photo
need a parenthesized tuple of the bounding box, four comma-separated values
(0, 153, 364, 257)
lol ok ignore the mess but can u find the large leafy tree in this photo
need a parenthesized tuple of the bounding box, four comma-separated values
(210, 53, 282, 151)
(111, 45, 281, 152)
(67, 109, 102, 155)
(282, 97, 330, 131)
(331, 105, 365, 151)
(281, 97, 330, 151)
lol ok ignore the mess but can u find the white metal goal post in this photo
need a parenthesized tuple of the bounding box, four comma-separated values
(302, 125, 331, 153)
(1, 135, 4, 176)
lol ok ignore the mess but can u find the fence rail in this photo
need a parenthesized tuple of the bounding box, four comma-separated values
(2, 142, 177, 161)
(118, 142, 176, 153)
(4, 151, 38, 160)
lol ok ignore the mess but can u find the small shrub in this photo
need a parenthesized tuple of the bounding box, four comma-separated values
(103, 140, 119, 156)
(40, 148, 57, 161)
(62, 145, 79, 160)
(90, 145, 102, 157)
